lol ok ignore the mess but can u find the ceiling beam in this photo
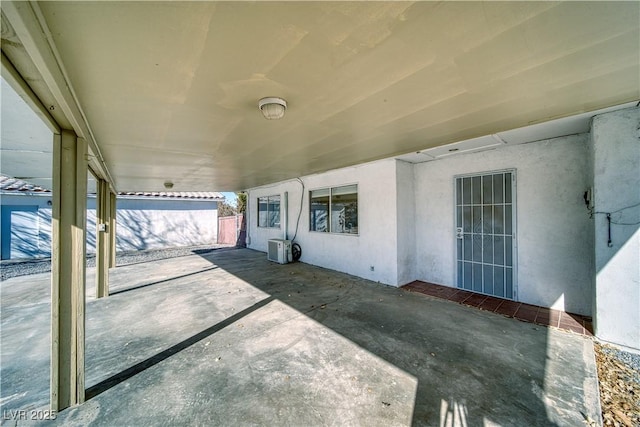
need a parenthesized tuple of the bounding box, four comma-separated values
(2, 1, 116, 191)
(1, 52, 59, 134)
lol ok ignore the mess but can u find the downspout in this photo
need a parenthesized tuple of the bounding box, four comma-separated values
(235, 212, 239, 242)
(245, 191, 251, 246)
(283, 191, 289, 240)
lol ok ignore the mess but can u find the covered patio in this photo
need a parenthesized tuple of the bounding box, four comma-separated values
(1, 248, 599, 426)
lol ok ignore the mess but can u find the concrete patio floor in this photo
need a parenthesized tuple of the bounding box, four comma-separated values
(1, 248, 600, 426)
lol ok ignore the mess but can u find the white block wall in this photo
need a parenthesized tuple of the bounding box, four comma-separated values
(0, 195, 218, 259)
(113, 198, 219, 252)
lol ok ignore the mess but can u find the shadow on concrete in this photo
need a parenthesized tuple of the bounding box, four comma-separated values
(0, 248, 597, 426)
(110, 267, 219, 296)
(186, 248, 596, 426)
(113, 246, 235, 268)
(86, 296, 274, 399)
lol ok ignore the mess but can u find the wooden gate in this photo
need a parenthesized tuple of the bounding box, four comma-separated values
(217, 214, 244, 245)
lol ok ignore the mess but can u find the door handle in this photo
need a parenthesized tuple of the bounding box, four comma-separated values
(456, 227, 463, 239)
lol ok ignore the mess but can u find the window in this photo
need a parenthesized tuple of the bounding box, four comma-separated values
(310, 184, 358, 234)
(257, 195, 280, 228)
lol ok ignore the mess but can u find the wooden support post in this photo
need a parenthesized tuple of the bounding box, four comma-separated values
(51, 130, 87, 411)
(109, 192, 117, 268)
(96, 180, 111, 298)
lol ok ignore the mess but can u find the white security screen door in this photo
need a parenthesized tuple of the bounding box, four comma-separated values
(455, 171, 516, 299)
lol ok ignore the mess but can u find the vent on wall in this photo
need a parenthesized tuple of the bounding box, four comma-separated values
(395, 135, 505, 163)
(268, 239, 291, 264)
(421, 135, 505, 159)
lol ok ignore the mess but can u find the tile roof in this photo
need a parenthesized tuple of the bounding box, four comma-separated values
(0, 175, 224, 200)
(117, 191, 224, 200)
(0, 175, 50, 193)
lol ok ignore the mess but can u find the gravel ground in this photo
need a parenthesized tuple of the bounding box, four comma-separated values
(0, 244, 236, 281)
(594, 342, 640, 426)
(599, 345, 640, 386)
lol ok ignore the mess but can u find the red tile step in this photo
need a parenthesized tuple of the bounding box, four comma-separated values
(402, 280, 593, 337)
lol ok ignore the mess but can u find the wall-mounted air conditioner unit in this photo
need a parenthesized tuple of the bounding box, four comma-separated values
(268, 239, 291, 264)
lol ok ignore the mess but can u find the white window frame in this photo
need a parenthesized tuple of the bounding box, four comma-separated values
(257, 195, 281, 229)
(309, 183, 358, 235)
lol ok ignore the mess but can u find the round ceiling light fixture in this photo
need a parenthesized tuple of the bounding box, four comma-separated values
(164, 181, 174, 189)
(258, 97, 287, 120)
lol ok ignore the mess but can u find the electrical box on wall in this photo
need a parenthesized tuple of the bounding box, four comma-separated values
(584, 187, 594, 210)
(267, 239, 291, 264)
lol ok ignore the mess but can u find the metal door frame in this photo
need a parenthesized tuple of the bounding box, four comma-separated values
(453, 169, 518, 300)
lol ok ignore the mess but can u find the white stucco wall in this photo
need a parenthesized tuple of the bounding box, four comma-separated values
(413, 134, 594, 315)
(591, 106, 640, 349)
(396, 160, 416, 285)
(247, 136, 595, 314)
(247, 159, 400, 285)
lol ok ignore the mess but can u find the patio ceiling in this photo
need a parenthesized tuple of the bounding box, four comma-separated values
(1, 1, 638, 192)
